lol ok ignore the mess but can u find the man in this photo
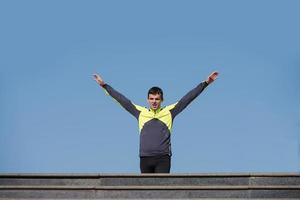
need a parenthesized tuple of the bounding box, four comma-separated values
(93, 71, 218, 173)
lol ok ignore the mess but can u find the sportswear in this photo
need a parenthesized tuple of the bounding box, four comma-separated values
(140, 155, 170, 173)
(102, 81, 208, 157)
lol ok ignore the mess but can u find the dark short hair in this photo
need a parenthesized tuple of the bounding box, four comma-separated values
(148, 86, 163, 101)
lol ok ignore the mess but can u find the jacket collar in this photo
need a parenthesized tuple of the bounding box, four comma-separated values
(149, 107, 162, 114)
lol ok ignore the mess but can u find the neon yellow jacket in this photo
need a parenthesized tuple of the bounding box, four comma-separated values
(102, 81, 208, 157)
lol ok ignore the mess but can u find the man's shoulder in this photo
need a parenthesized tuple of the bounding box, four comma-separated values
(133, 104, 148, 112)
(163, 103, 178, 111)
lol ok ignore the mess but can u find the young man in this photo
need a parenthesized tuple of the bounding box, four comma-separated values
(93, 71, 218, 173)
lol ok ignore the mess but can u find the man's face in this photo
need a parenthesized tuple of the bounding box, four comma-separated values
(148, 93, 162, 111)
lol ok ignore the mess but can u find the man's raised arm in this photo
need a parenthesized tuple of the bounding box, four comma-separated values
(170, 71, 219, 118)
(93, 73, 140, 119)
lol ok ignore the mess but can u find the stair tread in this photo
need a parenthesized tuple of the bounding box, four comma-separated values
(1, 185, 300, 190)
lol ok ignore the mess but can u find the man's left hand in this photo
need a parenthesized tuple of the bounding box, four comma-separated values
(206, 71, 219, 84)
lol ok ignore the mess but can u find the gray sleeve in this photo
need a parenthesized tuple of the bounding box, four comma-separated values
(170, 81, 208, 119)
(102, 84, 140, 119)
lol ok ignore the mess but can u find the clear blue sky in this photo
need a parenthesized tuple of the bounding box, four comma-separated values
(0, 0, 299, 173)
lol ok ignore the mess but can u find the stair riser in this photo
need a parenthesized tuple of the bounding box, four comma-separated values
(1, 189, 300, 198)
(250, 177, 300, 186)
(1, 177, 300, 186)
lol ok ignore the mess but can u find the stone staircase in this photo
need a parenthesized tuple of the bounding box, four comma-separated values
(1, 173, 300, 199)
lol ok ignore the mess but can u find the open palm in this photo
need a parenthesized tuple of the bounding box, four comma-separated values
(93, 73, 105, 86)
(207, 71, 219, 84)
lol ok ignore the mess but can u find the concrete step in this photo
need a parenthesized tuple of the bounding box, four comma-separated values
(1, 173, 300, 199)
(1, 173, 300, 186)
(1, 199, 296, 200)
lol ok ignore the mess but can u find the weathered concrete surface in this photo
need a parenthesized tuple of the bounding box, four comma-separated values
(1, 173, 300, 199)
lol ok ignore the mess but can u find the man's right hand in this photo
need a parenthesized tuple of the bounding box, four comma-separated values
(93, 73, 105, 86)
